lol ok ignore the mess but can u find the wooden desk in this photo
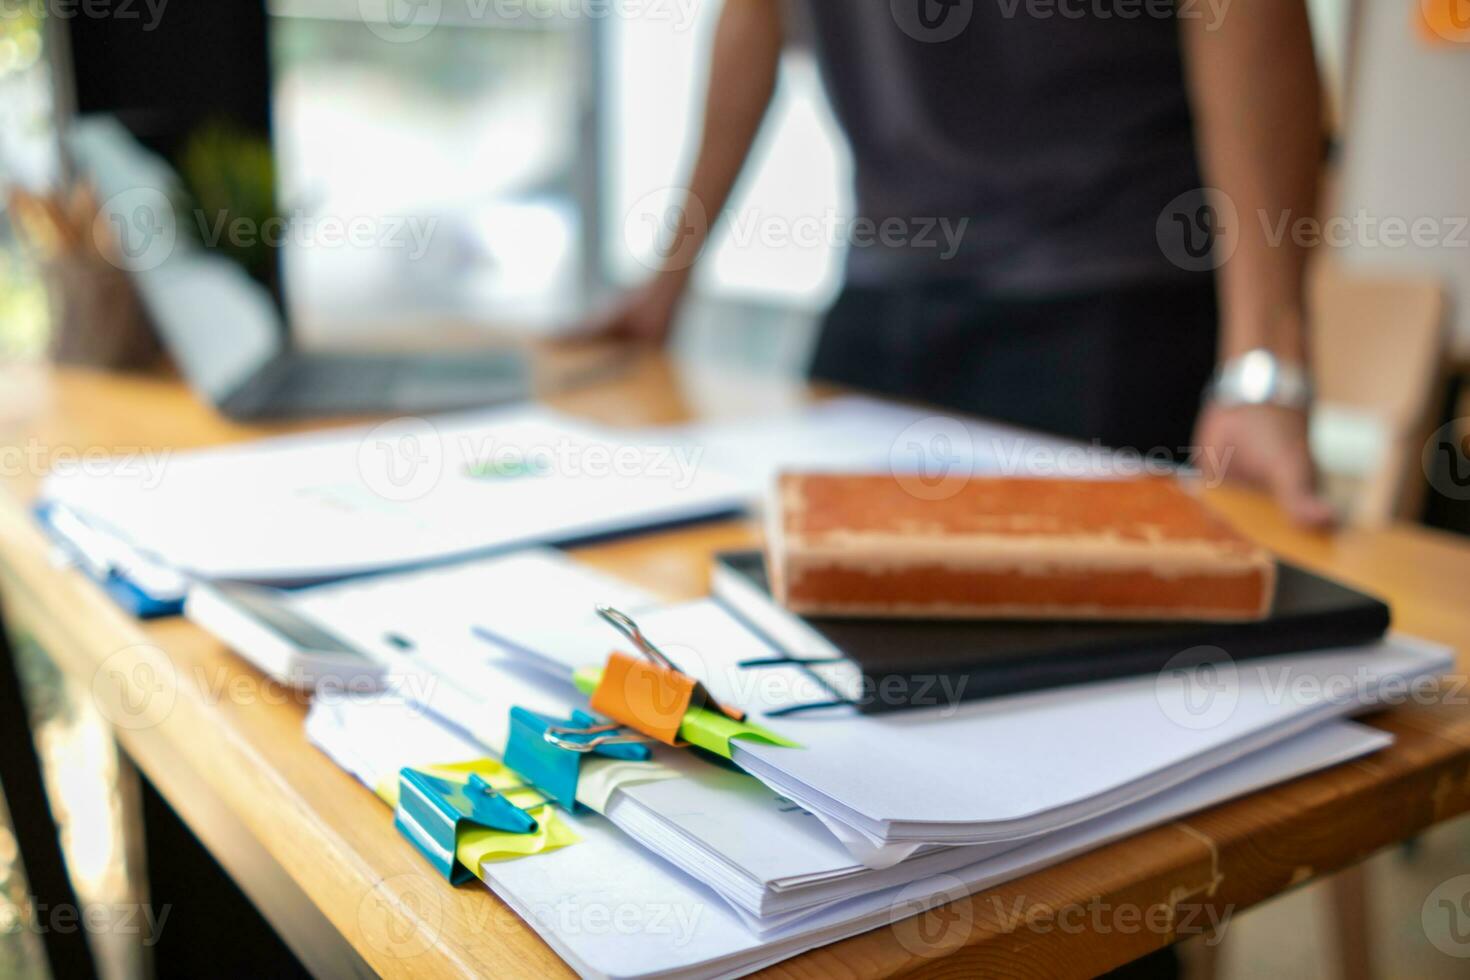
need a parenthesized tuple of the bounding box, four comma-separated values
(2, 354, 1469, 978)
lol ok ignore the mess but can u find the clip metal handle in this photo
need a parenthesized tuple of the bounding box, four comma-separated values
(596, 605, 683, 673)
(542, 721, 653, 754)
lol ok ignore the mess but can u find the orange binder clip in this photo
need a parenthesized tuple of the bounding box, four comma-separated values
(588, 606, 745, 746)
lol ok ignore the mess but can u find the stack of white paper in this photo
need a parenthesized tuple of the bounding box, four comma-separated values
(39, 405, 745, 583)
(280, 552, 1450, 939)
(307, 692, 1389, 979)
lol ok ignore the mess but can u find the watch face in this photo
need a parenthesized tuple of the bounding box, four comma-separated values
(1236, 350, 1280, 403)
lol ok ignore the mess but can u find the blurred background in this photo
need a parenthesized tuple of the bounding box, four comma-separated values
(1, 0, 850, 361)
(2, 1, 1468, 508)
(2, 1, 1470, 977)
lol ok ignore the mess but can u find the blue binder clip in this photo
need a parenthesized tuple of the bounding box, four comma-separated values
(394, 769, 546, 884)
(503, 708, 653, 811)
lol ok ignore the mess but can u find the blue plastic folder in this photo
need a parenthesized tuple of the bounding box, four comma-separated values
(34, 503, 187, 618)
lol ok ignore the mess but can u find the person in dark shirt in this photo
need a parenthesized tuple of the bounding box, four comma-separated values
(587, 0, 1333, 528)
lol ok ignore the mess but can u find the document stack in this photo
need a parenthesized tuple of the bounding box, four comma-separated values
(288, 550, 1449, 979)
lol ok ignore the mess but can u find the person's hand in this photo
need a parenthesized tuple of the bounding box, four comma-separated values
(572, 271, 691, 347)
(1193, 401, 1336, 529)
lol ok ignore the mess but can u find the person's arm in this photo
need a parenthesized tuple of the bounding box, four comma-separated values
(1180, 0, 1335, 528)
(582, 0, 783, 344)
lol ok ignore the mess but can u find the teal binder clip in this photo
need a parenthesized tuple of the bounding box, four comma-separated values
(503, 708, 652, 811)
(394, 769, 546, 884)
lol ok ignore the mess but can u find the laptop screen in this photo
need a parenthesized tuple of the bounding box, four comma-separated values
(268, 0, 596, 345)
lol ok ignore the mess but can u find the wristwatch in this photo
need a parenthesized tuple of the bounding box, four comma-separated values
(1207, 349, 1314, 411)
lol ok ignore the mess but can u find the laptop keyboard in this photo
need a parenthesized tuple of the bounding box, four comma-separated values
(258, 353, 527, 416)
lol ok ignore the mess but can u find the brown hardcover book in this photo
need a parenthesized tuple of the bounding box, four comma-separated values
(767, 474, 1276, 622)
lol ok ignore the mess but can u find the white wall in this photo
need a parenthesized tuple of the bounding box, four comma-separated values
(1307, 0, 1353, 113)
(604, 0, 851, 311)
(1337, 2, 1470, 358)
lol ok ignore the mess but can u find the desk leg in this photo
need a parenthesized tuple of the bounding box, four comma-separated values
(0, 604, 99, 980)
(135, 774, 309, 978)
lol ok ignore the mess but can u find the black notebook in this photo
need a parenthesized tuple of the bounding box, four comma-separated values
(712, 551, 1392, 714)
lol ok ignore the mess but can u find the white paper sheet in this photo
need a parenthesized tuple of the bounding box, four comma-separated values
(39, 405, 747, 582)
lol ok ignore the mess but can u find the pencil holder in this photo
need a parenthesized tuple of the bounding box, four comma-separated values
(43, 256, 162, 371)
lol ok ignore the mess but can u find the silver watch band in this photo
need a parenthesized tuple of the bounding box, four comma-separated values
(1208, 349, 1314, 411)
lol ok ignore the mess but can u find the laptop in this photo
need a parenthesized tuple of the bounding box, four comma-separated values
(134, 254, 531, 420)
(65, 3, 572, 420)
